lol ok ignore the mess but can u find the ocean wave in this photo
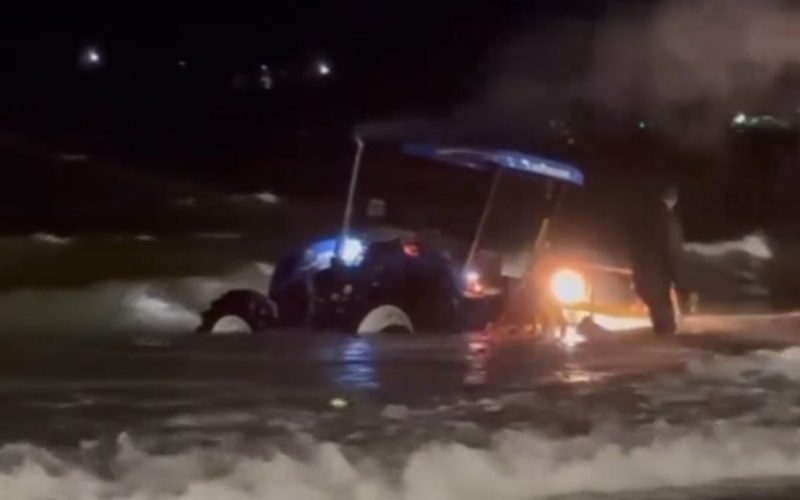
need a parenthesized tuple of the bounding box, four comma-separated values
(228, 191, 281, 205)
(29, 233, 74, 245)
(2, 423, 800, 499)
(686, 346, 800, 383)
(0, 262, 272, 337)
(686, 232, 773, 260)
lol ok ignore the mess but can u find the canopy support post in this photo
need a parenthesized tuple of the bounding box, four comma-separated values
(525, 181, 567, 270)
(465, 166, 502, 274)
(338, 136, 365, 258)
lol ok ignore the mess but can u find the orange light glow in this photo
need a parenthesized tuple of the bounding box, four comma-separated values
(559, 326, 587, 349)
(550, 269, 589, 305)
(591, 314, 652, 332)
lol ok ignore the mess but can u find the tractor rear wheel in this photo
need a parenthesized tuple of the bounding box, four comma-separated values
(196, 290, 277, 335)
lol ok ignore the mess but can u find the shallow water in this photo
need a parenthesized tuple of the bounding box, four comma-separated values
(1, 329, 800, 499)
(0, 231, 796, 498)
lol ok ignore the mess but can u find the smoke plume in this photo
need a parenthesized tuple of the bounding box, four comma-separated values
(460, 0, 800, 147)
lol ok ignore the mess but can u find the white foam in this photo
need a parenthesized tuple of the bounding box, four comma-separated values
(172, 197, 197, 208)
(0, 283, 198, 336)
(687, 346, 800, 382)
(29, 233, 73, 245)
(57, 153, 90, 162)
(686, 232, 773, 260)
(592, 314, 652, 332)
(2, 424, 800, 499)
(252, 192, 281, 204)
(228, 191, 281, 205)
(165, 412, 259, 428)
(0, 262, 272, 337)
(381, 404, 411, 420)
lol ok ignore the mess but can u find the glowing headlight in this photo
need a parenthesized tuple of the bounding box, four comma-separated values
(550, 269, 588, 305)
(464, 270, 484, 295)
(339, 237, 365, 266)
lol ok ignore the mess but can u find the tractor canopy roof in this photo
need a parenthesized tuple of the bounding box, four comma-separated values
(402, 143, 584, 186)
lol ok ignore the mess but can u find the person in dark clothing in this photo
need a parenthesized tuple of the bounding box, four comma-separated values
(630, 185, 694, 336)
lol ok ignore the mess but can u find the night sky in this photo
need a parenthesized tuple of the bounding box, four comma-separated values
(0, 2, 607, 159)
(0, 2, 797, 240)
(0, 3, 603, 222)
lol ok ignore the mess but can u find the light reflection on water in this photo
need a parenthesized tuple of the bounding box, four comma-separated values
(318, 322, 650, 394)
(328, 333, 501, 391)
(558, 326, 587, 350)
(465, 334, 490, 386)
(593, 314, 652, 332)
(556, 367, 603, 384)
(332, 338, 378, 390)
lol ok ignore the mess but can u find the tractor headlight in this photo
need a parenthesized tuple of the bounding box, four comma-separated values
(550, 268, 588, 305)
(339, 238, 365, 266)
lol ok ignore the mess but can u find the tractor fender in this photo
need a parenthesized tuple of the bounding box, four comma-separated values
(357, 305, 414, 335)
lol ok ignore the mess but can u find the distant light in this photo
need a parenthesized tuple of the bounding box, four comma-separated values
(330, 397, 348, 409)
(638, 121, 647, 130)
(317, 61, 331, 76)
(259, 64, 273, 89)
(733, 113, 747, 126)
(80, 46, 103, 67)
(88, 48, 101, 63)
(403, 242, 420, 258)
(178, 60, 187, 68)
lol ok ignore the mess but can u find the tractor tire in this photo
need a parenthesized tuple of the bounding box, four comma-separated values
(196, 290, 277, 335)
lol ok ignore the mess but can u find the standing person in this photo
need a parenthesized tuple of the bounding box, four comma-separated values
(629, 184, 694, 336)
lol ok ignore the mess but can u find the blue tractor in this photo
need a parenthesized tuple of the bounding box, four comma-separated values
(197, 140, 585, 335)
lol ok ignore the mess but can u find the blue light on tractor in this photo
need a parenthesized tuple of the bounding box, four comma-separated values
(308, 237, 365, 268)
(340, 238, 365, 266)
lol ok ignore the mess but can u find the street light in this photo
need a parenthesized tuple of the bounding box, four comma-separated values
(80, 46, 103, 67)
(317, 60, 331, 76)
